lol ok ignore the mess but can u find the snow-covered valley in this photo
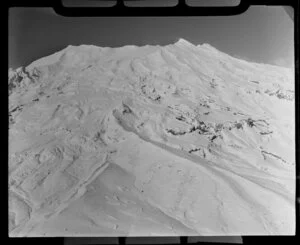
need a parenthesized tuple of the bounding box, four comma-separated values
(8, 38, 295, 236)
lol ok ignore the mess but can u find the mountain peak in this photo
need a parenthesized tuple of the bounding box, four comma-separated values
(174, 38, 194, 47)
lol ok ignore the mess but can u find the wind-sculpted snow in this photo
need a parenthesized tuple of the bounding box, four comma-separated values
(8, 39, 295, 236)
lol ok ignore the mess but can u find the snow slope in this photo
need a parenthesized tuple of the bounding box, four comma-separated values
(8, 39, 295, 236)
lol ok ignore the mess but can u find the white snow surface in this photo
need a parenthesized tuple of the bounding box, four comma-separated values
(8, 39, 295, 236)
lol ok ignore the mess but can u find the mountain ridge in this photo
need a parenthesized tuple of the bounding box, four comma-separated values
(9, 39, 293, 73)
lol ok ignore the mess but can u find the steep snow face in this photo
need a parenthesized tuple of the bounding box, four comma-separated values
(9, 39, 295, 236)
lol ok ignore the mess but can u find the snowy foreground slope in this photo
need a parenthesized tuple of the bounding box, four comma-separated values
(8, 39, 295, 236)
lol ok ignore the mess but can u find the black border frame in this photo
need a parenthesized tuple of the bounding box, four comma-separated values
(5, 0, 299, 244)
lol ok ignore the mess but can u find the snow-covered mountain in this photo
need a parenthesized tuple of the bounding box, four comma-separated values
(8, 39, 295, 236)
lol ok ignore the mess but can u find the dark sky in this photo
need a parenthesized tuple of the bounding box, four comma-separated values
(9, 6, 294, 69)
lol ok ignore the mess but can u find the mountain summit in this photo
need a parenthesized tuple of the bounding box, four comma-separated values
(174, 38, 195, 46)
